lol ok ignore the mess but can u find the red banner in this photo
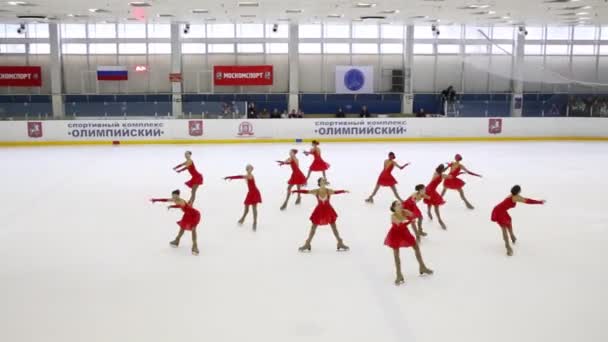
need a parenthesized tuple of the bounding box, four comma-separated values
(213, 65, 273, 86)
(0, 66, 42, 87)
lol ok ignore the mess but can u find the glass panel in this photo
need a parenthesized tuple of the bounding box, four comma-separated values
(299, 24, 322, 38)
(181, 24, 205, 38)
(62, 43, 87, 54)
(265, 24, 288, 38)
(208, 43, 234, 53)
(5, 24, 23, 38)
(492, 44, 513, 55)
(89, 43, 117, 54)
(602, 27, 608, 40)
(28, 24, 49, 38)
(466, 26, 489, 39)
(148, 24, 171, 38)
(380, 43, 403, 54)
(437, 44, 460, 54)
(182, 43, 206, 54)
(119, 43, 147, 54)
(465, 45, 488, 54)
(325, 24, 350, 38)
(237, 43, 264, 53)
(413, 43, 433, 54)
(88, 24, 116, 38)
(571, 45, 595, 55)
(352, 43, 378, 54)
(492, 27, 513, 40)
(414, 26, 434, 39)
(573, 26, 596, 40)
(439, 25, 462, 39)
(545, 44, 569, 55)
(546, 26, 570, 40)
(524, 44, 542, 55)
(526, 27, 544, 40)
(207, 24, 235, 38)
(324, 43, 350, 54)
(236, 24, 264, 38)
(29, 43, 50, 54)
(266, 43, 288, 54)
(0, 44, 26, 53)
(148, 43, 171, 54)
(600, 45, 608, 55)
(352, 24, 378, 38)
(118, 24, 147, 38)
(61, 24, 86, 38)
(381, 24, 404, 39)
(299, 43, 321, 53)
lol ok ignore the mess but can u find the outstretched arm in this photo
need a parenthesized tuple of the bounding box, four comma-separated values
(523, 198, 545, 205)
(173, 162, 185, 170)
(276, 159, 290, 166)
(331, 190, 349, 195)
(396, 162, 410, 170)
(292, 189, 312, 194)
(151, 198, 171, 203)
(461, 165, 482, 177)
(224, 175, 245, 180)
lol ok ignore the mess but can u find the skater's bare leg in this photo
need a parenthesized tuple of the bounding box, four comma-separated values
(501, 225, 513, 256)
(295, 185, 302, 205)
(366, 184, 380, 202)
(434, 206, 447, 230)
(507, 226, 516, 244)
(417, 218, 427, 236)
(238, 205, 250, 224)
(188, 185, 199, 205)
(171, 229, 185, 247)
(393, 248, 404, 285)
(441, 188, 447, 197)
(458, 189, 474, 209)
(299, 224, 317, 251)
(281, 184, 294, 210)
(252, 205, 258, 231)
(305, 169, 312, 182)
(413, 244, 433, 275)
(322, 170, 327, 180)
(330, 223, 349, 250)
(191, 226, 199, 255)
(390, 186, 403, 202)
(427, 204, 433, 220)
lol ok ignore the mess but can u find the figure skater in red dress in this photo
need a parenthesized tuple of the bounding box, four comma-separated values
(173, 151, 203, 204)
(441, 154, 481, 209)
(365, 152, 409, 203)
(277, 149, 307, 210)
(491, 185, 545, 256)
(224, 164, 262, 231)
(402, 184, 431, 240)
(292, 177, 349, 252)
(424, 164, 448, 230)
(385, 200, 434, 285)
(303, 140, 330, 182)
(150, 189, 201, 256)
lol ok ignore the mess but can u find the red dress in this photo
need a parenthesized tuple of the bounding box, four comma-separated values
(309, 194, 338, 226)
(423, 174, 446, 206)
(377, 162, 397, 186)
(491, 196, 516, 228)
(384, 218, 416, 249)
(244, 177, 262, 205)
(402, 196, 422, 219)
(309, 149, 330, 171)
(443, 164, 465, 190)
(176, 203, 201, 231)
(288, 159, 307, 185)
(184, 163, 204, 188)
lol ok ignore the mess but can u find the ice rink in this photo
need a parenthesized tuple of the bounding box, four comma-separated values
(1, 141, 607, 342)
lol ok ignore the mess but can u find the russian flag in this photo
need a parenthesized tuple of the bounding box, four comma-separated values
(97, 66, 128, 81)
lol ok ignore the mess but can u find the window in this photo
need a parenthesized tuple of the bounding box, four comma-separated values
(266, 43, 288, 54)
(381, 25, 404, 39)
(571, 45, 595, 55)
(573, 27, 596, 40)
(118, 24, 147, 38)
(0, 44, 26, 53)
(5, 24, 24, 38)
(182, 43, 206, 54)
(299, 43, 321, 54)
(299, 24, 322, 38)
(546, 26, 570, 40)
(437, 44, 460, 54)
(148, 43, 171, 54)
(237, 24, 264, 38)
(492, 27, 513, 40)
(602, 27, 608, 40)
(492, 44, 513, 55)
(62, 43, 87, 54)
(465, 45, 488, 54)
(352, 43, 378, 54)
(545, 44, 569, 55)
(414, 26, 434, 39)
(28, 24, 49, 38)
(352, 24, 378, 39)
(439, 25, 462, 39)
(61, 24, 86, 38)
(524, 44, 542, 55)
(600, 45, 608, 55)
(325, 24, 350, 38)
(148, 24, 171, 38)
(181, 24, 205, 38)
(88, 24, 116, 38)
(413, 43, 433, 54)
(466, 26, 489, 39)
(119, 43, 147, 54)
(265, 24, 288, 38)
(89, 43, 117, 54)
(29, 43, 50, 54)
(324, 43, 349, 54)
(207, 24, 234, 38)
(237, 43, 264, 53)
(526, 27, 544, 40)
(208, 43, 234, 53)
(380, 43, 403, 54)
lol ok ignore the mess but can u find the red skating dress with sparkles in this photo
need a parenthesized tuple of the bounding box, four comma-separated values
(288, 160, 307, 185)
(377, 162, 397, 186)
(244, 177, 262, 205)
(491, 196, 516, 228)
(384, 218, 416, 249)
(443, 164, 465, 190)
(177, 203, 201, 231)
(309, 149, 330, 171)
(423, 175, 446, 206)
(402, 196, 422, 219)
(184, 163, 204, 188)
(309, 194, 338, 226)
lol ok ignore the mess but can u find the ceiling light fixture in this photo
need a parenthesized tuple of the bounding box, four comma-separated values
(191, 9, 209, 14)
(238, 2, 259, 7)
(157, 14, 174, 17)
(487, 10, 496, 14)
(67, 13, 89, 18)
(575, 12, 589, 15)
(380, 9, 399, 14)
(577, 17, 591, 20)
(8, 1, 28, 5)
(327, 14, 344, 18)
(88, 8, 110, 13)
(465, 4, 490, 9)
(285, 9, 303, 13)
(356, 3, 377, 8)
(240, 14, 256, 18)
(128, 1, 151, 6)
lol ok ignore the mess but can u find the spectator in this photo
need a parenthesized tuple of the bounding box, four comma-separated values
(360, 105, 371, 118)
(247, 103, 257, 119)
(261, 108, 269, 118)
(416, 108, 426, 118)
(336, 107, 345, 118)
(297, 109, 304, 118)
(288, 109, 298, 118)
(271, 108, 281, 119)
(281, 110, 288, 119)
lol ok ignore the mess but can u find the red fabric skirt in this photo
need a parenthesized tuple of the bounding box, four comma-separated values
(288, 170, 307, 185)
(185, 174, 203, 188)
(402, 199, 422, 219)
(491, 208, 512, 228)
(310, 203, 338, 226)
(423, 190, 445, 207)
(377, 172, 397, 187)
(177, 209, 201, 231)
(244, 188, 262, 205)
(384, 223, 416, 249)
(443, 177, 465, 190)
(310, 159, 330, 172)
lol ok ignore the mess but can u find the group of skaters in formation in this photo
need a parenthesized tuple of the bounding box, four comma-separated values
(151, 140, 545, 285)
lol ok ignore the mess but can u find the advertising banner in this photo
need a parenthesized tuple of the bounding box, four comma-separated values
(335, 65, 373, 94)
(213, 65, 273, 86)
(0, 66, 42, 87)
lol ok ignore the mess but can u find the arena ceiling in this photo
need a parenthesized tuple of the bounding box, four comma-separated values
(0, 0, 606, 26)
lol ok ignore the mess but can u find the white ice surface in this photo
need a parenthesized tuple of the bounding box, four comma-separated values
(0, 142, 607, 342)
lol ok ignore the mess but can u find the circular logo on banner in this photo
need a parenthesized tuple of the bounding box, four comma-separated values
(344, 68, 365, 91)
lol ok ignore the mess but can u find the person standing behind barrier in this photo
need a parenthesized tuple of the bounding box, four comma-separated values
(336, 107, 346, 118)
(360, 105, 372, 118)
